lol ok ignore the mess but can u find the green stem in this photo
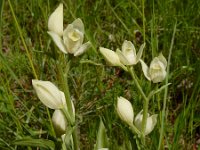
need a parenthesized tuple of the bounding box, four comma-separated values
(142, 0, 146, 42)
(62, 108, 74, 126)
(128, 67, 149, 143)
(56, 57, 73, 118)
(0, 0, 4, 52)
(158, 22, 176, 150)
(56, 55, 78, 150)
(129, 124, 142, 138)
(46, 107, 56, 137)
(62, 108, 78, 150)
(72, 127, 79, 150)
(141, 99, 149, 142)
(128, 67, 148, 102)
(62, 142, 67, 150)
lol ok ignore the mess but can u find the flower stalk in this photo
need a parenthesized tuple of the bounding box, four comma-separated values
(56, 56, 78, 150)
(129, 124, 142, 138)
(56, 56, 74, 118)
(128, 67, 148, 102)
(128, 67, 149, 142)
(141, 98, 149, 142)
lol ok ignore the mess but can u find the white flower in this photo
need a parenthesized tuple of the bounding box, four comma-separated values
(116, 40, 145, 65)
(116, 96, 134, 126)
(52, 109, 67, 136)
(32, 80, 66, 109)
(134, 110, 157, 135)
(47, 3, 91, 56)
(99, 47, 127, 71)
(140, 53, 167, 83)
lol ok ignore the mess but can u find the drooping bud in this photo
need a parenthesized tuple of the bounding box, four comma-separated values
(99, 47, 127, 71)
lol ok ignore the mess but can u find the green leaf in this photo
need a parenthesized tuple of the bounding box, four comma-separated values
(12, 137, 55, 150)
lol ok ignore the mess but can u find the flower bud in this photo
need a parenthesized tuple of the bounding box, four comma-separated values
(100, 47, 121, 66)
(116, 96, 134, 126)
(99, 47, 127, 71)
(32, 80, 65, 109)
(134, 110, 157, 135)
(52, 109, 67, 136)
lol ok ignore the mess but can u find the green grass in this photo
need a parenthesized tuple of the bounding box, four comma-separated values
(0, 0, 200, 149)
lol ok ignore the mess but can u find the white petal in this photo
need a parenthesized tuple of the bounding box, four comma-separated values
(47, 31, 67, 54)
(63, 24, 83, 53)
(116, 49, 130, 65)
(139, 59, 151, 81)
(134, 110, 143, 131)
(145, 114, 157, 135)
(48, 3, 63, 36)
(71, 18, 84, 34)
(74, 41, 91, 56)
(71, 100, 76, 119)
(158, 53, 167, 69)
(122, 40, 137, 64)
(151, 70, 166, 83)
(60, 91, 67, 106)
(134, 110, 157, 135)
(32, 80, 64, 109)
(117, 96, 134, 125)
(135, 43, 145, 64)
(150, 57, 165, 70)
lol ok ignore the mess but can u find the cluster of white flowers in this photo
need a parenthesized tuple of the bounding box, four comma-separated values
(31, 3, 168, 147)
(98, 17, 168, 136)
(100, 41, 167, 83)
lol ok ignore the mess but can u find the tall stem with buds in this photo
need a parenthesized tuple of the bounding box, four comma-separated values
(56, 55, 78, 150)
(128, 67, 149, 143)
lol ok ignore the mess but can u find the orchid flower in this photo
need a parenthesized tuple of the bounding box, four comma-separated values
(116, 40, 145, 65)
(47, 3, 91, 56)
(140, 53, 167, 83)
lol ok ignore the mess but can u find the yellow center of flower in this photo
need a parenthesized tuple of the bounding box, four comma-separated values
(68, 29, 80, 41)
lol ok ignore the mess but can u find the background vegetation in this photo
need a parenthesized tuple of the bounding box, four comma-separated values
(0, 0, 200, 149)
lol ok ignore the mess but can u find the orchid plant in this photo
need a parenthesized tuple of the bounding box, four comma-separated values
(32, 3, 92, 150)
(31, 2, 169, 150)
